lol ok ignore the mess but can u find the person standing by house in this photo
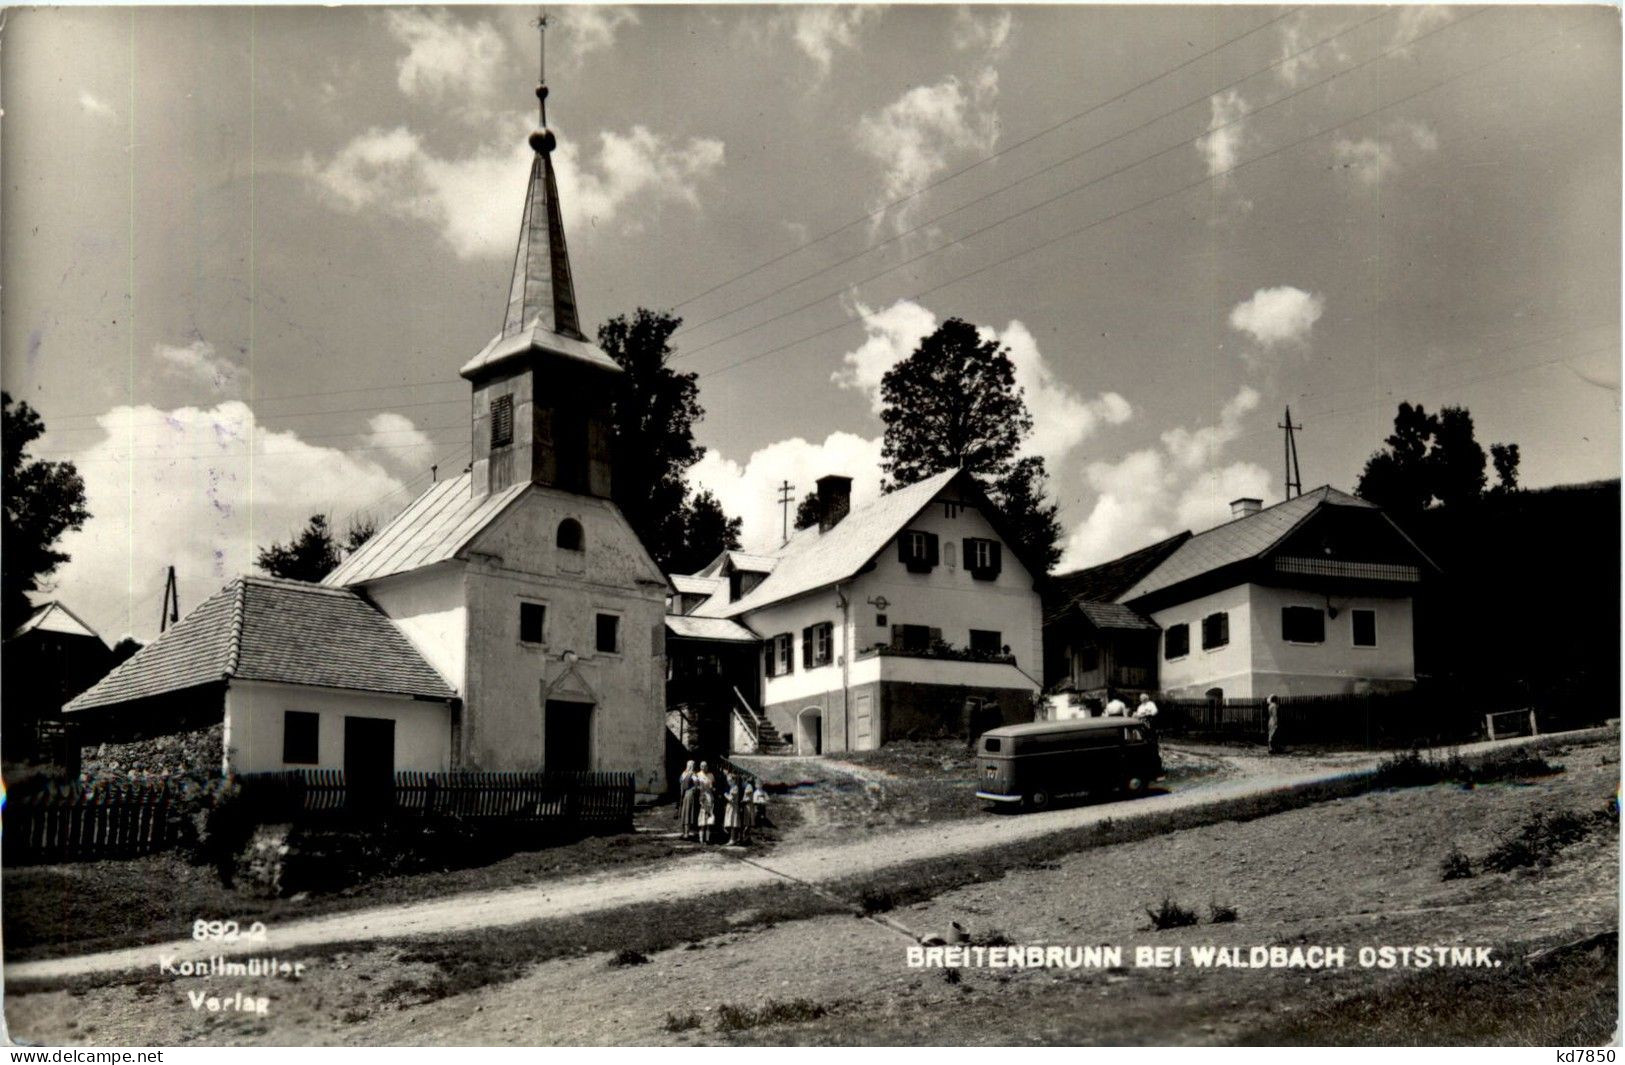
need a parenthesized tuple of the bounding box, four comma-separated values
(1104, 690, 1128, 717)
(678, 760, 700, 841)
(1134, 692, 1159, 726)
(753, 778, 770, 828)
(1266, 695, 1282, 754)
(723, 775, 742, 845)
(696, 762, 717, 843)
(738, 783, 756, 845)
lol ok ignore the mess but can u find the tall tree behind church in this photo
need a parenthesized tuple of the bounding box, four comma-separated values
(878, 318, 1061, 573)
(599, 308, 734, 571)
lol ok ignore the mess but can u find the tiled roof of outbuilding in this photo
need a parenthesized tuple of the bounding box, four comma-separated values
(1072, 600, 1160, 632)
(66, 577, 455, 712)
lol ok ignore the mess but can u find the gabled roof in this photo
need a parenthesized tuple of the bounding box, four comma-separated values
(1044, 531, 1191, 623)
(669, 574, 723, 597)
(722, 551, 779, 574)
(1117, 486, 1405, 603)
(7, 601, 107, 645)
(687, 469, 962, 618)
(324, 473, 528, 587)
(1071, 600, 1159, 632)
(665, 615, 759, 644)
(66, 576, 455, 712)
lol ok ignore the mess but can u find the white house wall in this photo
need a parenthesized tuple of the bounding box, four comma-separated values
(362, 562, 468, 693)
(1246, 583, 1415, 696)
(1149, 584, 1253, 698)
(223, 679, 452, 774)
(1149, 582, 1416, 699)
(459, 487, 668, 795)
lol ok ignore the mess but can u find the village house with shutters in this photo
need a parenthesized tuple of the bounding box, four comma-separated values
(665, 470, 1046, 755)
(1043, 487, 1439, 708)
(66, 55, 670, 797)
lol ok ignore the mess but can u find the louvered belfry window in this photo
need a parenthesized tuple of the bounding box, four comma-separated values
(491, 394, 514, 449)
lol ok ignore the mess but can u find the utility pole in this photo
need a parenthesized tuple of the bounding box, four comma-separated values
(159, 566, 179, 633)
(1278, 407, 1304, 500)
(776, 480, 796, 545)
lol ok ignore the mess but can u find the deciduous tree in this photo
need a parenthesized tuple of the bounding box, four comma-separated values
(3, 393, 90, 632)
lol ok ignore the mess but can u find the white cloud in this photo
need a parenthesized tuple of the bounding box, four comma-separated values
(1332, 121, 1438, 186)
(951, 7, 1012, 55)
(1197, 88, 1249, 177)
(689, 431, 884, 553)
(365, 412, 436, 473)
(1228, 286, 1325, 350)
(1274, 11, 1352, 89)
(385, 9, 507, 103)
(1159, 385, 1261, 471)
(303, 120, 724, 258)
(831, 299, 1130, 466)
(1332, 137, 1396, 186)
(557, 6, 640, 63)
(153, 339, 242, 393)
(78, 89, 115, 119)
(785, 6, 878, 79)
(1392, 6, 1455, 51)
(1059, 386, 1270, 569)
(48, 402, 411, 642)
(856, 70, 1000, 231)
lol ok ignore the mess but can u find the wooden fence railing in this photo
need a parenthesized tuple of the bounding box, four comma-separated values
(1154, 690, 1479, 747)
(5, 782, 177, 865)
(235, 768, 636, 827)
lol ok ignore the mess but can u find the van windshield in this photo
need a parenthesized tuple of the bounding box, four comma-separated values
(982, 737, 1002, 753)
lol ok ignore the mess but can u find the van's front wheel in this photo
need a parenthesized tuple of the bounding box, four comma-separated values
(1025, 790, 1050, 811)
(1123, 776, 1146, 795)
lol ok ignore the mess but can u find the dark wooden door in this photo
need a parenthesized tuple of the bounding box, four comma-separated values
(344, 716, 396, 810)
(544, 700, 593, 772)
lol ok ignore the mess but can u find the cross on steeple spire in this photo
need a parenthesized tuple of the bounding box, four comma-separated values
(501, 8, 582, 343)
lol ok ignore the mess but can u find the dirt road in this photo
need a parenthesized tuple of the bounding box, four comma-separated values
(6, 729, 1599, 985)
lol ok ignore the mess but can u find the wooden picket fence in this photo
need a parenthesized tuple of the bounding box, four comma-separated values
(5, 782, 178, 865)
(1155, 690, 1480, 747)
(236, 768, 635, 827)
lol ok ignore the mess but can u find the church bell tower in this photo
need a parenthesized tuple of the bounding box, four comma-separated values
(461, 13, 619, 501)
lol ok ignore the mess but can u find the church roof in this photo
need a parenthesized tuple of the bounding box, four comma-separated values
(66, 576, 454, 712)
(460, 31, 619, 381)
(323, 473, 529, 587)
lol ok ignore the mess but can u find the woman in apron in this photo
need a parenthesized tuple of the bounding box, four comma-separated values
(677, 760, 699, 840)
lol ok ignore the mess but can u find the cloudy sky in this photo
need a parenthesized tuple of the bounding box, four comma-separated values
(4, 4, 1619, 642)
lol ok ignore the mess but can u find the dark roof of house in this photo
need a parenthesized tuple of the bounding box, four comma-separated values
(66, 576, 455, 712)
(1044, 532, 1191, 624)
(1117, 486, 1393, 602)
(7, 601, 108, 645)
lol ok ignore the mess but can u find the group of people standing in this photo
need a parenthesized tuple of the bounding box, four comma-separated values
(676, 761, 766, 845)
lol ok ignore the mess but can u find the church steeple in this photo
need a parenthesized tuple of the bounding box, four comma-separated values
(502, 12, 582, 342)
(461, 11, 619, 503)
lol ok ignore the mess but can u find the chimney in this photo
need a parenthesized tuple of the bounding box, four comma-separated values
(816, 475, 853, 533)
(1230, 497, 1263, 519)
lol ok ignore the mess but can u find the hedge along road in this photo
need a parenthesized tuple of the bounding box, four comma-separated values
(7, 728, 1602, 984)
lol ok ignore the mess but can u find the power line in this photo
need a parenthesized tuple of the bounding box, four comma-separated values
(669, 7, 1392, 350)
(56, 427, 466, 466)
(666, 7, 1305, 317)
(680, 7, 1485, 369)
(696, 8, 1553, 383)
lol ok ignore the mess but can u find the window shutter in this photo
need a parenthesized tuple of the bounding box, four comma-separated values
(802, 627, 814, 668)
(987, 541, 1002, 578)
(929, 626, 942, 645)
(784, 634, 795, 674)
(897, 536, 912, 564)
(891, 624, 903, 649)
(925, 533, 940, 567)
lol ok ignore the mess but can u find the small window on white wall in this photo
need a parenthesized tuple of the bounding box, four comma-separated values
(283, 711, 319, 765)
(1352, 609, 1377, 647)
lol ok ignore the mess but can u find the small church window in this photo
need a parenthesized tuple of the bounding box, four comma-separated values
(556, 518, 584, 551)
(520, 602, 546, 644)
(596, 613, 620, 654)
(491, 394, 514, 449)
